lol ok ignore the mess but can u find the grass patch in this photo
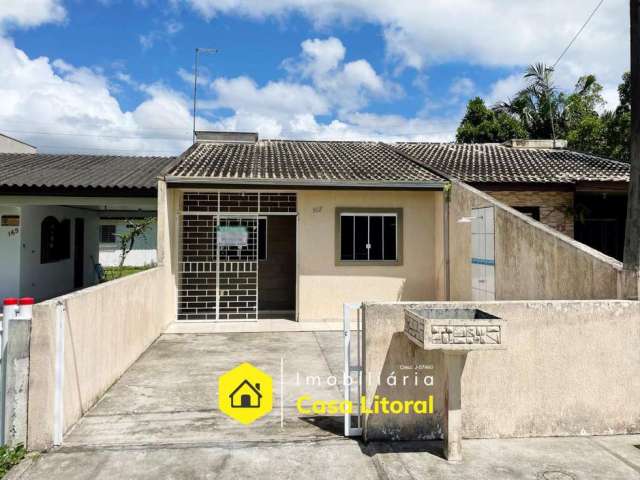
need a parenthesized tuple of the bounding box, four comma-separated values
(104, 266, 151, 281)
(0, 444, 26, 478)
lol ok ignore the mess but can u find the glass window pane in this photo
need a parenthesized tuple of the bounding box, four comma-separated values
(354, 216, 369, 260)
(369, 216, 383, 260)
(383, 216, 397, 261)
(258, 218, 267, 261)
(340, 215, 354, 260)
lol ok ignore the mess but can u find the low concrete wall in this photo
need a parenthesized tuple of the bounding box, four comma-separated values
(363, 300, 640, 441)
(448, 181, 623, 300)
(27, 267, 173, 451)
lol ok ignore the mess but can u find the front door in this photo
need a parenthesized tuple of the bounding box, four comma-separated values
(73, 218, 85, 289)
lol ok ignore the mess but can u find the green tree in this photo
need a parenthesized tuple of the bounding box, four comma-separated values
(460, 64, 631, 162)
(116, 217, 155, 272)
(564, 75, 604, 129)
(564, 74, 607, 155)
(602, 72, 631, 162)
(456, 97, 527, 143)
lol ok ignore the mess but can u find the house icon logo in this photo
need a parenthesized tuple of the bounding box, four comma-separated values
(218, 363, 272, 424)
(230, 379, 262, 408)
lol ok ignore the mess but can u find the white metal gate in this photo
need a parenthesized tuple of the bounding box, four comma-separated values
(215, 216, 259, 321)
(177, 191, 297, 322)
(177, 212, 260, 322)
(343, 303, 363, 437)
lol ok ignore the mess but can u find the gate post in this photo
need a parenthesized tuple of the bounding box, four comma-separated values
(3, 298, 33, 447)
(343, 303, 363, 437)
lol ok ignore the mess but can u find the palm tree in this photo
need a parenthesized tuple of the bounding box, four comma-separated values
(493, 63, 562, 140)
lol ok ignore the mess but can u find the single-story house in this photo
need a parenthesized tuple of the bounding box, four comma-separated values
(395, 140, 630, 259)
(0, 152, 175, 301)
(160, 132, 447, 322)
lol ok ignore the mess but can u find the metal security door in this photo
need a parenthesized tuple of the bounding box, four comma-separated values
(343, 303, 363, 437)
(215, 216, 259, 321)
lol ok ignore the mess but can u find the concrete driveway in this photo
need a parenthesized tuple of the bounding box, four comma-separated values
(10, 332, 640, 480)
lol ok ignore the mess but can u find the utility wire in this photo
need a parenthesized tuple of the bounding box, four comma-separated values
(0, 119, 194, 134)
(38, 144, 178, 155)
(552, 0, 607, 69)
(546, 0, 606, 146)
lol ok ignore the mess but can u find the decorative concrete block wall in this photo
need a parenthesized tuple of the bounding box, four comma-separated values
(404, 308, 504, 350)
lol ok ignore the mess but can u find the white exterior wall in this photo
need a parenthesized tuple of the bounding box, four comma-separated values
(98, 219, 157, 267)
(0, 206, 21, 300)
(19, 206, 99, 301)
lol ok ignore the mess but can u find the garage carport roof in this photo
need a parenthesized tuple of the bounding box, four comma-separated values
(166, 140, 446, 188)
(0, 153, 176, 195)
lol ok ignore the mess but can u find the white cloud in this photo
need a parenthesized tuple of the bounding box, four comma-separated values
(165, 20, 183, 35)
(200, 36, 455, 142)
(180, 0, 629, 100)
(284, 37, 401, 112)
(176, 36, 455, 141)
(0, 36, 211, 155)
(139, 18, 184, 50)
(177, 67, 209, 86)
(0, 0, 66, 30)
(139, 32, 155, 50)
(211, 76, 330, 117)
(298, 37, 346, 77)
(485, 73, 527, 107)
(0, 29, 458, 155)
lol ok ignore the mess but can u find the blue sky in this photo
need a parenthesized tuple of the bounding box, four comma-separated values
(0, 0, 630, 155)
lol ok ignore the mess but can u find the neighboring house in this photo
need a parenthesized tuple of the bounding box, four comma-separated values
(395, 140, 630, 259)
(0, 133, 37, 154)
(0, 152, 175, 302)
(98, 217, 158, 267)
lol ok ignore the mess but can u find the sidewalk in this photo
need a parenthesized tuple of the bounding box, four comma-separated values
(8, 434, 640, 479)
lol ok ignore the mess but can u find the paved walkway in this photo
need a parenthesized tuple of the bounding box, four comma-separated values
(9, 332, 640, 479)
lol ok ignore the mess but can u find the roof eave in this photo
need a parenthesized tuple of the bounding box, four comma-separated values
(163, 176, 444, 190)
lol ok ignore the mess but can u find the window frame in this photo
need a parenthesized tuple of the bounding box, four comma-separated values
(335, 207, 403, 266)
(100, 224, 117, 244)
